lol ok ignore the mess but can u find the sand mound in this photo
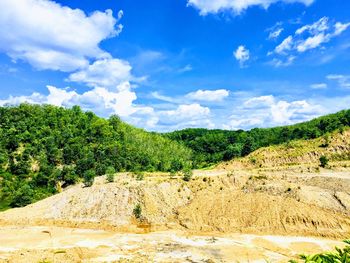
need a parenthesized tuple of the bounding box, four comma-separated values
(0, 175, 191, 232)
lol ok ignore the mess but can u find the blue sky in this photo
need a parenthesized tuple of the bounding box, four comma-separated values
(0, 0, 349, 131)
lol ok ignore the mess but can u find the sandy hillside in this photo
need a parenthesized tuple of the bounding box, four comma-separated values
(220, 129, 350, 170)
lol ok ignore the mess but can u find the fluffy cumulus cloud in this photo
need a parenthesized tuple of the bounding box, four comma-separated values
(225, 95, 324, 130)
(270, 17, 350, 66)
(0, 0, 158, 125)
(186, 89, 229, 102)
(68, 58, 133, 88)
(0, 84, 139, 117)
(156, 104, 213, 131)
(0, 0, 122, 72)
(187, 0, 314, 15)
(234, 45, 250, 67)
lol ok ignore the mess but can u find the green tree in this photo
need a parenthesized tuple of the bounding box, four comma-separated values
(10, 183, 34, 207)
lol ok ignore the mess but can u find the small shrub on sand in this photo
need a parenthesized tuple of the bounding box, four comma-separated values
(319, 156, 329, 168)
(133, 203, 142, 219)
(106, 166, 116, 183)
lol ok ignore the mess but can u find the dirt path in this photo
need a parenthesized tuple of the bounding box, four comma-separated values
(0, 225, 344, 263)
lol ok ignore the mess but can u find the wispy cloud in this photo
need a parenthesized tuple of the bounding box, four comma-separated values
(310, 83, 327, 89)
(269, 17, 350, 66)
(327, 74, 350, 89)
(187, 0, 314, 15)
(178, 64, 193, 73)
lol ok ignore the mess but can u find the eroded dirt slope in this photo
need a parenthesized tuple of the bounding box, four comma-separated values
(1, 169, 350, 238)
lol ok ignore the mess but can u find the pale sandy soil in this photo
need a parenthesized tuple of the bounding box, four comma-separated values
(0, 225, 345, 263)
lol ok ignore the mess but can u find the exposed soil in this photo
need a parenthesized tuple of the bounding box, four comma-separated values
(0, 225, 345, 263)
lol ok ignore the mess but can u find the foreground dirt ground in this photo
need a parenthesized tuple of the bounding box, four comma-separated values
(0, 225, 346, 263)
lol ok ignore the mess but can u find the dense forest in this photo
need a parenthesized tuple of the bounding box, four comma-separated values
(0, 104, 192, 209)
(167, 109, 350, 167)
(0, 104, 349, 210)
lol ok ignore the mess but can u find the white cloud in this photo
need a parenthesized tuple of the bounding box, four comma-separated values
(270, 17, 350, 65)
(310, 83, 327, 89)
(270, 56, 296, 67)
(226, 95, 323, 129)
(186, 89, 229, 102)
(46, 86, 77, 106)
(158, 104, 210, 122)
(0, 0, 122, 72)
(0, 92, 46, 106)
(294, 17, 350, 53)
(296, 33, 328, 52)
(327, 74, 350, 89)
(156, 104, 213, 130)
(68, 58, 133, 89)
(243, 95, 275, 108)
(295, 17, 329, 35)
(151, 92, 175, 103)
(234, 45, 250, 67)
(187, 0, 314, 15)
(0, 84, 140, 117)
(178, 64, 193, 73)
(334, 22, 350, 36)
(269, 27, 284, 40)
(275, 36, 293, 54)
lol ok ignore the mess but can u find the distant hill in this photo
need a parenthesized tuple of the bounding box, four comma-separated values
(0, 104, 191, 209)
(219, 128, 350, 170)
(166, 109, 350, 168)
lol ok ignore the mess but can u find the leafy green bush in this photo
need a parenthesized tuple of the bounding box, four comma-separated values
(289, 240, 350, 263)
(83, 169, 95, 187)
(106, 166, 115, 183)
(182, 168, 193, 182)
(133, 203, 142, 219)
